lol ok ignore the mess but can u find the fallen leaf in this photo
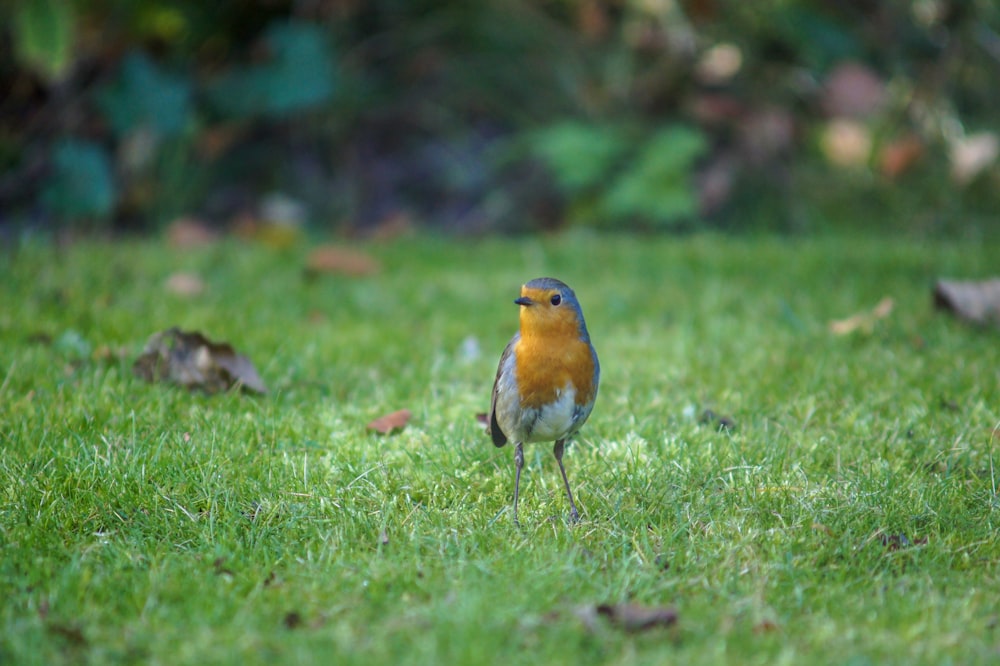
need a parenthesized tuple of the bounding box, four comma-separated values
(306, 245, 380, 277)
(699, 409, 735, 431)
(829, 297, 894, 335)
(879, 135, 924, 179)
(872, 530, 928, 551)
(166, 217, 218, 248)
(284, 611, 303, 629)
(368, 211, 413, 241)
(165, 272, 206, 296)
(26, 331, 53, 345)
(593, 603, 678, 632)
(92, 344, 130, 364)
(213, 557, 235, 577)
(933, 279, 1000, 328)
(367, 409, 411, 434)
(475, 412, 489, 426)
(47, 622, 88, 647)
(132, 327, 268, 394)
(754, 619, 781, 634)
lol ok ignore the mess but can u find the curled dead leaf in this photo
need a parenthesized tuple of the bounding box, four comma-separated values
(829, 297, 894, 335)
(306, 245, 380, 277)
(165, 272, 206, 296)
(166, 217, 218, 248)
(872, 530, 928, 551)
(879, 135, 924, 179)
(593, 603, 678, 632)
(132, 327, 267, 394)
(933, 279, 1000, 328)
(367, 409, 411, 434)
(699, 409, 735, 431)
(754, 619, 781, 634)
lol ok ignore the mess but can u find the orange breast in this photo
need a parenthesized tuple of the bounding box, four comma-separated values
(513, 334, 596, 409)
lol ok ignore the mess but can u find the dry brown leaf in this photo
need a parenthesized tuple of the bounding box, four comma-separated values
(306, 245, 380, 277)
(829, 297, 894, 335)
(367, 409, 411, 434)
(165, 272, 205, 296)
(872, 530, 928, 551)
(368, 211, 414, 242)
(166, 217, 218, 248)
(592, 603, 678, 632)
(754, 619, 781, 634)
(933, 279, 1000, 328)
(879, 135, 924, 179)
(133, 327, 267, 394)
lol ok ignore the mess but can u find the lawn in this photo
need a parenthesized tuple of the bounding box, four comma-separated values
(1, 232, 998, 665)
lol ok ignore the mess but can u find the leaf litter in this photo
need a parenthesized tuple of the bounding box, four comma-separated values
(367, 409, 411, 434)
(133, 327, 267, 394)
(934, 278, 1000, 328)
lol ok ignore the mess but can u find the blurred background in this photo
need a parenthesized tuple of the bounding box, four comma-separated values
(2, 0, 999, 239)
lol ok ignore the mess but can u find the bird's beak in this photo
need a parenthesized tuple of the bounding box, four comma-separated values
(514, 296, 533, 307)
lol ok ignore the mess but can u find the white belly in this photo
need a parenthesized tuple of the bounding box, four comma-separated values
(524, 385, 578, 442)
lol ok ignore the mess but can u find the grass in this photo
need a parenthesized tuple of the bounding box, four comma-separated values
(1, 232, 999, 665)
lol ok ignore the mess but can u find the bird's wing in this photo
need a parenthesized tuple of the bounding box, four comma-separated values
(488, 335, 517, 448)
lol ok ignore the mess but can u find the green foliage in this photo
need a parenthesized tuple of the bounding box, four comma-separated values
(772, 5, 862, 71)
(532, 122, 707, 227)
(2, 0, 1000, 233)
(41, 139, 116, 220)
(206, 20, 337, 119)
(97, 52, 193, 139)
(11, 0, 74, 81)
(601, 126, 707, 225)
(531, 122, 630, 193)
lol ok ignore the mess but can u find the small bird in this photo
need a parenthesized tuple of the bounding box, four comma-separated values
(488, 277, 600, 524)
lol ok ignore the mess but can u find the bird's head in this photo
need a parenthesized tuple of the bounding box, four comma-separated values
(516, 277, 590, 341)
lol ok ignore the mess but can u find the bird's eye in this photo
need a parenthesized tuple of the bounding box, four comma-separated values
(550, 294, 562, 306)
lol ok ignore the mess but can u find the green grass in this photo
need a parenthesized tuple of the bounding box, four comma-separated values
(2, 233, 999, 665)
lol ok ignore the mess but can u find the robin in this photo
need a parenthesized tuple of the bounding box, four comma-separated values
(488, 277, 600, 524)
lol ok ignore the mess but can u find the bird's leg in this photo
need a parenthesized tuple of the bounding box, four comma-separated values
(513, 442, 524, 526)
(553, 439, 579, 523)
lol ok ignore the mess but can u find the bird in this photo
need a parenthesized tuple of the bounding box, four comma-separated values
(488, 277, 600, 525)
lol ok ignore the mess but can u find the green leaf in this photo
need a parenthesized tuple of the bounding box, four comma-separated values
(531, 121, 629, 193)
(601, 125, 707, 225)
(96, 52, 192, 138)
(12, 0, 74, 81)
(207, 20, 337, 119)
(42, 139, 116, 220)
